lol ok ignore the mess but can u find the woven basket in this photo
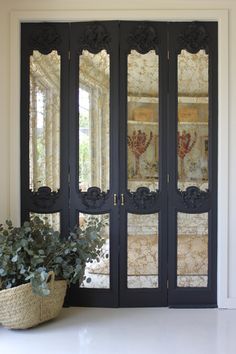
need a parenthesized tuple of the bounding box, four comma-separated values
(0, 273, 67, 329)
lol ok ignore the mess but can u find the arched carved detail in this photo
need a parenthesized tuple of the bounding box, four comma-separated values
(177, 22, 209, 54)
(128, 24, 159, 54)
(79, 187, 109, 209)
(29, 24, 61, 55)
(177, 186, 209, 209)
(78, 24, 111, 54)
(31, 186, 59, 209)
(128, 187, 159, 210)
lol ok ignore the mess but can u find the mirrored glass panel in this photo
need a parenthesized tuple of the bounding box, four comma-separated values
(127, 213, 159, 288)
(177, 50, 209, 190)
(30, 212, 60, 231)
(79, 213, 110, 289)
(127, 50, 159, 192)
(177, 212, 208, 287)
(29, 50, 60, 192)
(79, 50, 110, 192)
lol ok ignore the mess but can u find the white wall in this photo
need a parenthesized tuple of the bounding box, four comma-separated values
(0, 0, 235, 307)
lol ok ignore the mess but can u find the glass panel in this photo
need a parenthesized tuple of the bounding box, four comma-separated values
(127, 50, 159, 192)
(127, 213, 159, 288)
(79, 50, 110, 192)
(29, 50, 60, 191)
(177, 212, 208, 287)
(178, 49, 209, 190)
(30, 212, 60, 231)
(79, 213, 110, 289)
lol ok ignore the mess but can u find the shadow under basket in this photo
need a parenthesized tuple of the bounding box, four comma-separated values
(0, 276, 67, 329)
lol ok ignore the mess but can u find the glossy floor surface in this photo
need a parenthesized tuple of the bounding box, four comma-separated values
(1, 307, 236, 354)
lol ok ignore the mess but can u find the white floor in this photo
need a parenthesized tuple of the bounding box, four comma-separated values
(1, 307, 236, 354)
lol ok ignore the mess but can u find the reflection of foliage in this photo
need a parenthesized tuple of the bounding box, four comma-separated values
(79, 140, 90, 186)
(79, 114, 89, 128)
(36, 131, 45, 186)
(79, 114, 90, 187)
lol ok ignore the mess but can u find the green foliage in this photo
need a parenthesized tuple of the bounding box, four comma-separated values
(0, 216, 106, 296)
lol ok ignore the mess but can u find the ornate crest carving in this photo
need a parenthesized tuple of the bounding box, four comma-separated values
(177, 22, 209, 54)
(29, 24, 61, 54)
(177, 186, 208, 209)
(78, 24, 111, 53)
(79, 187, 108, 209)
(31, 186, 59, 209)
(129, 187, 159, 210)
(128, 24, 159, 54)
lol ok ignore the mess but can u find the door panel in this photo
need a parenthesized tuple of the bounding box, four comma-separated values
(68, 22, 120, 307)
(119, 22, 168, 307)
(21, 23, 70, 237)
(167, 22, 217, 307)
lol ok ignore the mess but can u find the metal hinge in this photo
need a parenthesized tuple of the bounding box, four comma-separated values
(167, 174, 170, 184)
(68, 51, 71, 60)
(167, 50, 170, 60)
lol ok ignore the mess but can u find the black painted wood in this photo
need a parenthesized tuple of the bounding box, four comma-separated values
(21, 21, 218, 308)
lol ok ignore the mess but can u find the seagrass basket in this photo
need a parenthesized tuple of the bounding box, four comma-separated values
(0, 273, 67, 329)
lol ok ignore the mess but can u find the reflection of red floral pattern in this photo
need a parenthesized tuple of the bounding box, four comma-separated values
(128, 130, 153, 177)
(178, 130, 197, 159)
(128, 130, 153, 158)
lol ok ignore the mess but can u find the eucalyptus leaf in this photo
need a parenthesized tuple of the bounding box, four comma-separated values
(11, 255, 18, 262)
(0, 215, 106, 296)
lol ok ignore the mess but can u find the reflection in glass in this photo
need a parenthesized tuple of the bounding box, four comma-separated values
(177, 212, 208, 287)
(79, 213, 110, 289)
(79, 50, 110, 192)
(177, 49, 209, 190)
(30, 212, 60, 231)
(127, 50, 159, 192)
(29, 50, 60, 192)
(127, 213, 159, 288)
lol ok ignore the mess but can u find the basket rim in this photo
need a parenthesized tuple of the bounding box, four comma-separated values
(0, 279, 67, 296)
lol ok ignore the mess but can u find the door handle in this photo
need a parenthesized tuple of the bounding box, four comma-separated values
(113, 193, 117, 206)
(121, 193, 125, 206)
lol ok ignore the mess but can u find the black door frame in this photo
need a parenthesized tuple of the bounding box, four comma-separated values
(20, 20, 218, 308)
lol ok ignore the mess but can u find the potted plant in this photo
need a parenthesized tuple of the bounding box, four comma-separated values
(0, 215, 106, 329)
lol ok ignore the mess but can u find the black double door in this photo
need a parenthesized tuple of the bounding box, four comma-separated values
(21, 21, 218, 307)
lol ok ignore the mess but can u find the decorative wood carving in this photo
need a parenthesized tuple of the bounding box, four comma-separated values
(177, 22, 209, 54)
(129, 187, 159, 210)
(79, 187, 109, 209)
(29, 24, 61, 54)
(31, 186, 59, 209)
(177, 186, 209, 209)
(78, 24, 111, 53)
(128, 24, 159, 54)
